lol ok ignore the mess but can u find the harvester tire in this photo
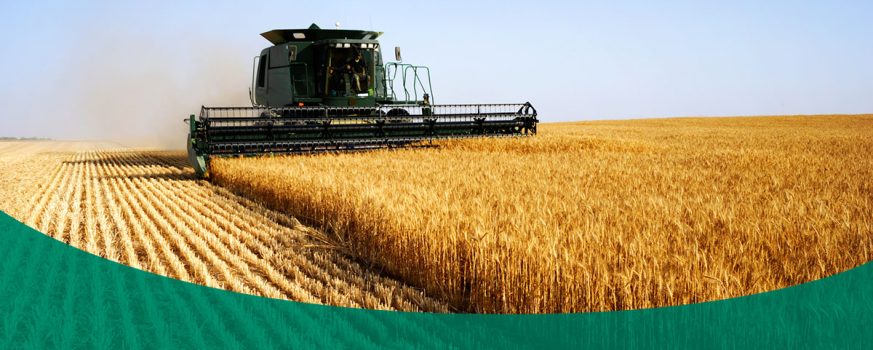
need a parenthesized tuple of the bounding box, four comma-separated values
(387, 108, 411, 123)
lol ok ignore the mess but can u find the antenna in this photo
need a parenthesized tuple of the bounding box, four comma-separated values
(335, 22, 341, 29)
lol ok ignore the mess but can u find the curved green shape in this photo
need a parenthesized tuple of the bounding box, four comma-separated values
(187, 134, 208, 178)
(0, 210, 870, 349)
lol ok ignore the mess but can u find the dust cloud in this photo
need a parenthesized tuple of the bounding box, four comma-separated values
(60, 30, 253, 149)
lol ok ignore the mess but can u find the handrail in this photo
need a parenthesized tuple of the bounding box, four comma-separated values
(384, 62, 406, 101)
(384, 62, 434, 104)
(402, 65, 434, 105)
(249, 55, 259, 106)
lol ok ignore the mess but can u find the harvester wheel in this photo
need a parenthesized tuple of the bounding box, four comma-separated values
(387, 108, 411, 123)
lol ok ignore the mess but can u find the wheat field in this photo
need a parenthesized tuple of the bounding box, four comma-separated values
(213, 115, 873, 313)
(0, 142, 447, 312)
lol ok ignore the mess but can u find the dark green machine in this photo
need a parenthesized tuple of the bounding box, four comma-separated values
(187, 23, 538, 177)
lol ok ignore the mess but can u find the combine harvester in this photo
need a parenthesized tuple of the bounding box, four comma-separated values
(187, 23, 538, 177)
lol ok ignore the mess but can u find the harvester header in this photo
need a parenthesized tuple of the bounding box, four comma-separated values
(187, 23, 538, 177)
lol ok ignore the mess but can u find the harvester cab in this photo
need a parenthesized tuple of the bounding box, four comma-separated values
(251, 23, 390, 108)
(187, 23, 538, 178)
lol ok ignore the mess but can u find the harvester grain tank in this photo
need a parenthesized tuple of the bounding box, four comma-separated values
(187, 23, 538, 177)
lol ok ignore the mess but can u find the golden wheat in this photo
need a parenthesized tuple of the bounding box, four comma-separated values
(0, 143, 446, 312)
(213, 115, 873, 313)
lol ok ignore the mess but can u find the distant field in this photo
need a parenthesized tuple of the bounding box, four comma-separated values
(213, 115, 873, 313)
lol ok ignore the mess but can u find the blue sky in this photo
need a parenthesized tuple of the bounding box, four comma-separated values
(1, 0, 871, 146)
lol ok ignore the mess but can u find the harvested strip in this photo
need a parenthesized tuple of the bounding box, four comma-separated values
(0, 144, 448, 312)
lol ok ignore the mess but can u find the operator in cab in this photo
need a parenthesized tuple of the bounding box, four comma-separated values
(346, 51, 368, 93)
(327, 65, 344, 96)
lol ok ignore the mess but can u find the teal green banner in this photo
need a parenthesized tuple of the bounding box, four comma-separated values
(0, 211, 870, 349)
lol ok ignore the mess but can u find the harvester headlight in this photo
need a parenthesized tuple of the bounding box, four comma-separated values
(343, 43, 351, 48)
(335, 43, 342, 48)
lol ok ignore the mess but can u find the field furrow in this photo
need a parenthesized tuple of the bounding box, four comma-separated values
(167, 176, 389, 308)
(88, 155, 113, 259)
(114, 153, 291, 299)
(22, 157, 67, 228)
(161, 160, 447, 310)
(111, 156, 225, 288)
(54, 155, 82, 244)
(34, 160, 74, 236)
(0, 142, 446, 312)
(160, 179, 353, 305)
(95, 157, 140, 267)
(100, 160, 174, 276)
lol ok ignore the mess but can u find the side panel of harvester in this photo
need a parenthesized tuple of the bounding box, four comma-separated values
(254, 42, 319, 107)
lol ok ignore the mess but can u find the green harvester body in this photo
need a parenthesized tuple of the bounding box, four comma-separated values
(187, 23, 538, 177)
